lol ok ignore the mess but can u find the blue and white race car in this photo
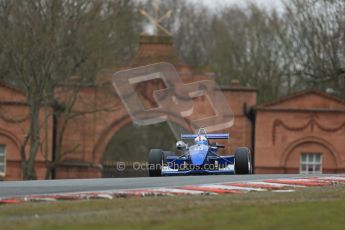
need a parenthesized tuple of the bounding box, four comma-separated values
(148, 128, 252, 176)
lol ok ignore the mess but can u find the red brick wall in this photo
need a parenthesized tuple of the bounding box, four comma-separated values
(56, 76, 256, 178)
(4, 82, 345, 180)
(255, 92, 345, 174)
(0, 85, 53, 180)
(223, 88, 256, 153)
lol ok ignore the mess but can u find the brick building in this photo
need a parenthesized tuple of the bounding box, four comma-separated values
(0, 83, 52, 180)
(0, 35, 344, 180)
(54, 35, 256, 179)
(255, 90, 345, 174)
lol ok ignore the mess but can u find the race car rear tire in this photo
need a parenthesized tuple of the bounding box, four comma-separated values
(234, 147, 252, 174)
(148, 149, 164, 177)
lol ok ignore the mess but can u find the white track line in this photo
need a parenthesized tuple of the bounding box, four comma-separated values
(199, 184, 267, 192)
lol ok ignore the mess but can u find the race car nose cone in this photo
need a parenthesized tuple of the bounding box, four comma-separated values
(189, 144, 209, 166)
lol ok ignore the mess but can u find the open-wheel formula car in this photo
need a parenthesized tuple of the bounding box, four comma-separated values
(148, 128, 252, 176)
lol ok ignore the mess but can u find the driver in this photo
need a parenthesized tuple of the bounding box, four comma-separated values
(194, 135, 207, 145)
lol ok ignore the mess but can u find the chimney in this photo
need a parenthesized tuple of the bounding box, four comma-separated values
(230, 79, 241, 87)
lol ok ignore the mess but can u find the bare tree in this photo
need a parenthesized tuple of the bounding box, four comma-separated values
(0, 0, 140, 180)
(166, 0, 345, 101)
(171, 2, 211, 67)
(282, 0, 345, 98)
(204, 5, 288, 102)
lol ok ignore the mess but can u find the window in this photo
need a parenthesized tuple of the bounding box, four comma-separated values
(300, 153, 322, 174)
(0, 145, 5, 176)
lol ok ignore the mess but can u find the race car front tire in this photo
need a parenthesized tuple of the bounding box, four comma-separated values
(148, 149, 164, 177)
(234, 147, 252, 174)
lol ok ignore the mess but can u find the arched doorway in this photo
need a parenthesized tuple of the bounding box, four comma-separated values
(282, 137, 338, 174)
(102, 122, 185, 177)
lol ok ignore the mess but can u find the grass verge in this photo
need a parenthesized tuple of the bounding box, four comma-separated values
(0, 185, 345, 230)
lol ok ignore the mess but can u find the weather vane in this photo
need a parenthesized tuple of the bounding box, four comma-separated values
(140, 0, 172, 36)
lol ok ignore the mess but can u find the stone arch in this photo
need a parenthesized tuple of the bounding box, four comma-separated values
(0, 128, 22, 178)
(280, 136, 339, 172)
(101, 121, 182, 177)
(92, 112, 192, 165)
(92, 115, 132, 165)
(0, 128, 21, 151)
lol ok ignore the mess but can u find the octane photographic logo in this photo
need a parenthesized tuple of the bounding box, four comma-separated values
(112, 62, 234, 138)
(113, 162, 228, 171)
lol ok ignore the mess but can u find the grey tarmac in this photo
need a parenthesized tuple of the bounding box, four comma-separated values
(0, 174, 341, 198)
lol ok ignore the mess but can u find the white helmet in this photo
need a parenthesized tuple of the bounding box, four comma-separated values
(176, 141, 187, 150)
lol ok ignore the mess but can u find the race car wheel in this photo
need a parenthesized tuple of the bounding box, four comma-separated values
(148, 149, 164, 177)
(234, 147, 252, 174)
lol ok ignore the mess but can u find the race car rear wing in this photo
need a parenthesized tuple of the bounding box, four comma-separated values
(181, 133, 230, 140)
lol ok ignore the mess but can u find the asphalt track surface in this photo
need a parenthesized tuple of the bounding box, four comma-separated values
(0, 174, 338, 198)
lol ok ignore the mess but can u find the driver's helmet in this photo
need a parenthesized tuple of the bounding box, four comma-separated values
(194, 135, 207, 145)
